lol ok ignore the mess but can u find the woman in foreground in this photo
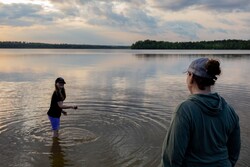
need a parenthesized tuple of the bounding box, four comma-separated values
(161, 58, 241, 167)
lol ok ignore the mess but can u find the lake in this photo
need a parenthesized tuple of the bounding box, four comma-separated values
(0, 49, 249, 167)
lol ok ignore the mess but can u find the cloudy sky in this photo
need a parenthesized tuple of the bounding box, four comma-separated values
(0, 0, 250, 45)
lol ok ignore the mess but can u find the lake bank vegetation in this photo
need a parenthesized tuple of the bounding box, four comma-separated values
(1, 40, 250, 50)
(0, 41, 130, 49)
(131, 39, 250, 49)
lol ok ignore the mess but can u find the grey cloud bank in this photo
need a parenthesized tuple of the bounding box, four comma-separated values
(0, 0, 249, 44)
(0, 3, 62, 26)
(152, 0, 250, 12)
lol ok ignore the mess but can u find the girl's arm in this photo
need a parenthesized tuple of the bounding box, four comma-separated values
(57, 101, 77, 109)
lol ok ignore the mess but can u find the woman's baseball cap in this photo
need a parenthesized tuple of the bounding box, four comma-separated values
(55, 77, 66, 84)
(187, 58, 213, 79)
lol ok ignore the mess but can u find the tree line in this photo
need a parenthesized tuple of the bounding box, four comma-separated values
(131, 39, 250, 49)
(0, 41, 130, 49)
(1, 40, 250, 49)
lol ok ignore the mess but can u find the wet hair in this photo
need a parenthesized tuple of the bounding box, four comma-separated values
(55, 84, 66, 100)
(192, 59, 221, 90)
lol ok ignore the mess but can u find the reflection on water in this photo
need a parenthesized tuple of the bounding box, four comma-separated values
(135, 53, 250, 58)
(50, 138, 69, 167)
(0, 49, 250, 167)
(49, 137, 77, 167)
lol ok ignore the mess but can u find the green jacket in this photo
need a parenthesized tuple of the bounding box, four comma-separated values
(161, 93, 240, 167)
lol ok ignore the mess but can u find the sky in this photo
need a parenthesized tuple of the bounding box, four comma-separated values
(0, 0, 250, 45)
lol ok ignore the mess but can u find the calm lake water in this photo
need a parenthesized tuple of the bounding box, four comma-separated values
(0, 49, 250, 167)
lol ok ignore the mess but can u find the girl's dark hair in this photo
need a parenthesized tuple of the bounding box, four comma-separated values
(193, 59, 221, 90)
(55, 85, 66, 100)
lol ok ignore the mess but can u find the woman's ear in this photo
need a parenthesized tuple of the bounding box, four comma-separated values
(186, 73, 194, 94)
(190, 73, 194, 84)
(186, 72, 193, 86)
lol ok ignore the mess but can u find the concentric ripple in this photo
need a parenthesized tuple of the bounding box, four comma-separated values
(0, 91, 170, 167)
(54, 96, 169, 167)
(58, 127, 99, 146)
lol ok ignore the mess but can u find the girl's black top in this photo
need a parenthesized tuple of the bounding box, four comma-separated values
(47, 91, 63, 118)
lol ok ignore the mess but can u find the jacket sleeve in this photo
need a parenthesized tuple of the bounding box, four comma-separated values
(162, 103, 191, 167)
(227, 113, 241, 167)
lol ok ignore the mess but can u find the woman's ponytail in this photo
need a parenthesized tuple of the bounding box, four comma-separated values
(206, 59, 221, 80)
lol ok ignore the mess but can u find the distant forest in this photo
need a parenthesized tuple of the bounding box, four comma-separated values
(131, 39, 250, 49)
(0, 41, 130, 49)
(1, 40, 250, 49)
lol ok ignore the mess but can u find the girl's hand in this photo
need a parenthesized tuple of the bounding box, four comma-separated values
(62, 111, 67, 116)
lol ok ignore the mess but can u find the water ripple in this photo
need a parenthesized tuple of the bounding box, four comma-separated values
(0, 97, 168, 166)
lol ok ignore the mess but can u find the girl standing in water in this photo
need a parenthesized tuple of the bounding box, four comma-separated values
(47, 77, 78, 138)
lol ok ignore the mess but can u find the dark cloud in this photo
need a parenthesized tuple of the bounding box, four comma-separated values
(87, 2, 128, 25)
(162, 21, 229, 40)
(47, 0, 80, 16)
(152, 0, 250, 12)
(126, 9, 158, 35)
(218, 19, 235, 26)
(85, 1, 158, 35)
(152, 0, 197, 11)
(0, 3, 62, 26)
(163, 21, 204, 40)
(208, 28, 229, 34)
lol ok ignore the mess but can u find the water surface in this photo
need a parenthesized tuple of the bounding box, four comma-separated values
(0, 49, 249, 167)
